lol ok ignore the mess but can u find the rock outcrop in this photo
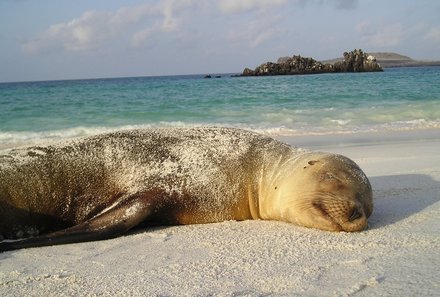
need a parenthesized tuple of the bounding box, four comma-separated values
(333, 49, 382, 72)
(242, 49, 382, 76)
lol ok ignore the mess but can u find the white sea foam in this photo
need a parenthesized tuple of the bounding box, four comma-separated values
(330, 119, 351, 125)
(2, 118, 440, 150)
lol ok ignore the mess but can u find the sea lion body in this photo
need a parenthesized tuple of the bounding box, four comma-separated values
(0, 128, 372, 251)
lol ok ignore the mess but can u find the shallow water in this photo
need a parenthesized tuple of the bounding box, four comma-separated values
(1, 67, 439, 147)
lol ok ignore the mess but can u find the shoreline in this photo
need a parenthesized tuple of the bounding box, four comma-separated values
(276, 127, 440, 149)
(1, 126, 439, 151)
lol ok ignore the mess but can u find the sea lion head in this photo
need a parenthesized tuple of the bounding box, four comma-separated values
(275, 152, 373, 232)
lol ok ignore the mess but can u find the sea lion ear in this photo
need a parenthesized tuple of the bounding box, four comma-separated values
(304, 160, 320, 169)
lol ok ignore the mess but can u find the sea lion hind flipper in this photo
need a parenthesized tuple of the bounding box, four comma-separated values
(0, 191, 159, 252)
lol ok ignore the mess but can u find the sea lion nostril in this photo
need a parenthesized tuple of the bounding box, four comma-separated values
(348, 208, 362, 221)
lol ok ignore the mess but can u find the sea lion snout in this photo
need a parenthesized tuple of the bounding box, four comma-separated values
(310, 194, 369, 232)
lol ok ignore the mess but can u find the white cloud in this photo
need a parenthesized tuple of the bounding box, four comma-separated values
(275, 0, 358, 10)
(21, 0, 367, 55)
(129, 0, 198, 47)
(22, 10, 116, 53)
(218, 0, 286, 14)
(109, 4, 156, 27)
(22, 0, 196, 54)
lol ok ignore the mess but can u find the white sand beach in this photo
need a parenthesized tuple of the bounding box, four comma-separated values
(1, 129, 439, 296)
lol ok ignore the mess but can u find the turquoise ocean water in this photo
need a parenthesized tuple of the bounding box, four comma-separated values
(1, 67, 439, 148)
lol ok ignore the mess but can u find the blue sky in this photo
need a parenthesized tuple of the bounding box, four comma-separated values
(1, 0, 440, 82)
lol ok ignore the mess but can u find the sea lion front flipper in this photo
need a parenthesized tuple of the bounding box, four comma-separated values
(0, 191, 160, 252)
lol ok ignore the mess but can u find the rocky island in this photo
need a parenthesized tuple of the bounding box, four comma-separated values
(324, 52, 440, 68)
(242, 49, 383, 76)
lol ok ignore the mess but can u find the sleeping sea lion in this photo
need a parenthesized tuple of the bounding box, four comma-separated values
(0, 128, 372, 252)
